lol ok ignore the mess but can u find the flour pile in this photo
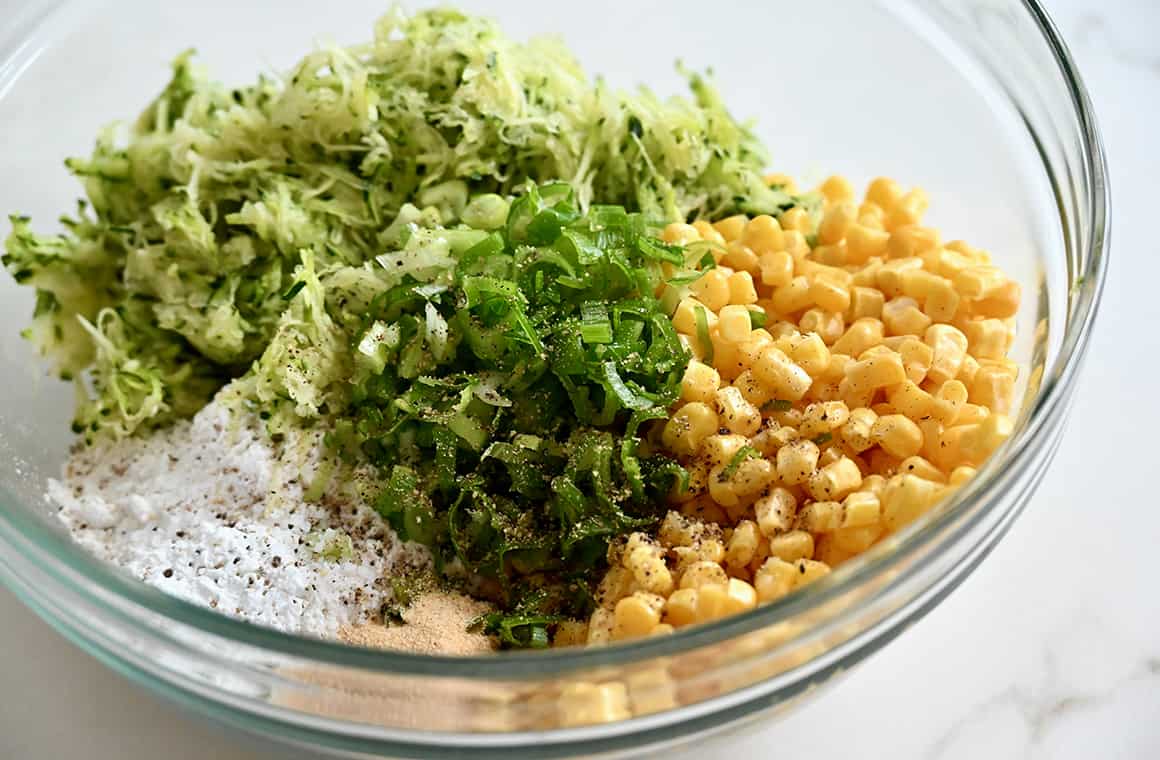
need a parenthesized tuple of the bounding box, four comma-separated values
(49, 396, 427, 637)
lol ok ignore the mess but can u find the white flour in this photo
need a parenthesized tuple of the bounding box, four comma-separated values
(50, 396, 426, 637)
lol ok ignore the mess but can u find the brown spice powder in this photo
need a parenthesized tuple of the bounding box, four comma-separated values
(339, 591, 497, 656)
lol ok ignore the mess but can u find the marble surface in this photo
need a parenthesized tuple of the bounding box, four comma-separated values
(1, 0, 1158, 758)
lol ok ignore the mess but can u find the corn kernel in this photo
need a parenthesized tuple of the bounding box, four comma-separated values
(877, 257, 924, 298)
(714, 386, 762, 437)
(661, 402, 718, 457)
(969, 363, 1016, 415)
(847, 286, 885, 320)
(797, 500, 843, 533)
(612, 592, 665, 640)
(690, 269, 730, 312)
(840, 406, 879, 452)
(672, 297, 717, 335)
(843, 350, 907, 394)
(820, 175, 855, 203)
(806, 456, 863, 501)
(841, 490, 881, 527)
(779, 207, 813, 235)
(973, 279, 1021, 319)
(886, 379, 934, 419)
(728, 271, 759, 305)
(742, 214, 785, 255)
(692, 220, 726, 248)
(846, 224, 891, 264)
(819, 202, 856, 246)
(699, 433, 749, 467)
(898, 455, 945, 482)
(718, 304, 754, 343)
(664, 588, 699, 627)
(883, 296, 933, 336)
(661, 223, 701, 246)
(713, 215, 748, 244)
(754, 487, 797, 537)
(831, 318, 884, 357)
(882, 474, 945, 531)
(871, 414, 924, 459)
(866, 177, 903, 210)
(725, 520, 761, 569)
(759, 250, 794, 288)
(681, 360, 721, 405)
(949, 465, 977, 487)
(930, 379, 968, 425)
(777, 439, 820, 485)
(753, 346, 813, 401)
(770, 275, 814, 314)
(722, 241, 760, 274)
(754, 557, 797, 602)
(925, 324, 969, 385)
(558, 682, 630, 727)
(767, 530, 815, 562)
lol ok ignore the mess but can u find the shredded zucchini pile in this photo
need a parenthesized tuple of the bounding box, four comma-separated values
(3, 8, 815, 645)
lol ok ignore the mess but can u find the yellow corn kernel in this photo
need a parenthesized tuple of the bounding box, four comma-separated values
(832, 524, 883, 554)
(798, 401, 851, 439)
(742, 214, 785, 255)
(783, 229, 811, 260)
(847, 286, 885, 321)
(924, 324, 969, 385)
(814, 534, 853, 567)
(871, 414, 924, 459)
(846, 224, 891, 264)
(843, 350, 907, 394)
(897, 337, 935, 384)
(957, 413, 1013, 464)
(806, 456, 863, 501)
(877, 257, 924, 298)
(962, 318, 1011, 360)
(798, 309, 845, 345)
(587, 607, 615, 645)
(690, 268, 730, 312)
(718, 304, 754, 344)
(785, 332, 831, 376)
(754, 487, 798, 537)
(866, 177, 903, 211)
(969, 364, 1016, 415)
(709, 457, 775, 506)
(681, 360, 721, 405)
(705, 578, 758, 620)
(898, 455, 946, 482)
(732, 370, 772, 408)
(767, 530, 815, 562)
(859, 201, 886, 226)
(625, 547, 674, 596)
(699, 433, 750, 467)
(882, 296, 933, 336)
(753, 557, 797, 602)
(728, 271, 759, 306)
(881, 474, 945, 531)
(796, 558, 832, 585)
(818, 202, 856, 246)
(558, 682, 631, 727)
(664, 588, 699, 627)
(900, 268, 948, 301)
(957, 354, 981, 387)
(851, 257, 884, 288)
(887, 379, 934, 419)
(770, 275, 814, 314)
(887, 225, 941, 259)
(714, 386, 762, 437)
(759, 250, 794, 288)
(679, 498, 726, 523)
(953, 266, 1006, 299)
(725, 520, 761, 569)
(840, 406, 878, 452)
(861, 473, 887, 496)
(972, 279, 1021, 319)
(841, 490, 881, 528)
(887, 188, 929, 230)
(612, 592, 665, 640)
(765, 172, 798, 191)
(661, 402, 718, 457)
(776, 439, 820, 485)
(918, 417, 943, 464)
(924, 278, 961, 323)
(930, 379, 969, 425)
(820, 175, 855, 203)
(779, 207, 813, 235)
(797, 500, 843, 533)
(692, 220, 726, 248)
(753, 347, 813, 401)
(722, 241, 760, 274)
(660, 222, 701, 246)
(831, 317, 884, 357)
(672, 296, 717, 335)
(949, 465, 977, 487)
(713, 215, 748, 244)
(679, 560, 729, 591)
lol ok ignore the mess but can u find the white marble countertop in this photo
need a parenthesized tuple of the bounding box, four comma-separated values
(1, 0, 1157, 758)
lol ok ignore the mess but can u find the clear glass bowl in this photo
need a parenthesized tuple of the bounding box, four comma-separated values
(0, 0, 1108, 756)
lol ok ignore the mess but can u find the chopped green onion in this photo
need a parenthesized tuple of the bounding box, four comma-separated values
(721, 445, 761, 479)
(748, 309, 767, 329)
(695, 305, 713, 364)
(763, 399, 793, 413)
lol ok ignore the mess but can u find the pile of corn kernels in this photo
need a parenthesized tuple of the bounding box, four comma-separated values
(568, 174, 1021, 646)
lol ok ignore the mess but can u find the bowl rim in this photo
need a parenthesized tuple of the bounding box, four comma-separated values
(0, 0, 1110, 682)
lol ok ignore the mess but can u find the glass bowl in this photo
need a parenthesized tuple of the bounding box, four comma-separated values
(0, 0, 1108, 756)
